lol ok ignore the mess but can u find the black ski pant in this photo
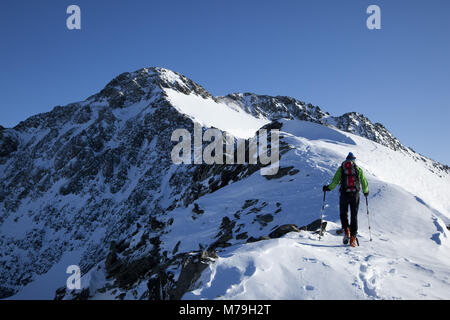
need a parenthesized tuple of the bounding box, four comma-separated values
(339, 191, 359, 237)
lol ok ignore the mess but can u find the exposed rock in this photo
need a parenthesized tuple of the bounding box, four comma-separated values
(105, 241, 121, 275)
(170, 250, 217, 300)
(254, 214, 274, 227)
(242, 199, 259, 210)
(268, 224, 301, 238)
(210, 217, 236, 249)
(246, 236, 270, 243)
(192, 203, 204, 214)
(0, 129, 18, 158)
(236, 232, 248, 240)
(149, 216, 165, 230)
(172, 241, 181, 255)
(115, 256, 158, 289)
(147, 271, 172, 300)
(0, 286, 16, 299)
(300, 219, 327, 233)
(54, 287, 67, 300)
(260, 120, 283, 131)
(248, 206, 263, 214)
(116, 239, 130, 253)
(74, 288, 90, 300)
(116, 292, 126, 300)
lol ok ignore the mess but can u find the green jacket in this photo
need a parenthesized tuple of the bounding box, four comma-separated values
(328, 161, 369, 194)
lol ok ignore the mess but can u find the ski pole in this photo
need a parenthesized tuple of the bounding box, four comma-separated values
(365, 195, 373, 242)
(319, 191, 326, 240)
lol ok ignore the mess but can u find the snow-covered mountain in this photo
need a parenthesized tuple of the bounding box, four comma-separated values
(0, 67, 449, 300)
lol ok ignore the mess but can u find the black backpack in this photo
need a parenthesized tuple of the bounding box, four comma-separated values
(340, 160, 360, 192)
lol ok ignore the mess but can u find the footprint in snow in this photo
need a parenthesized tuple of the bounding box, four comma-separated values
(358, 264, 380, 299)
(389, 268, 397, 274)
(364, 255, 376, 262)
(303, 257, 317, 263)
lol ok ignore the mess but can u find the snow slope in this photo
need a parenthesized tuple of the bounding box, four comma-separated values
(164, 88, 269, 139)
(166, 120, 450, 300)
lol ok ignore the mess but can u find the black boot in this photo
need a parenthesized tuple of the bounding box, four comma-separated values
(343, 227, 350, 245)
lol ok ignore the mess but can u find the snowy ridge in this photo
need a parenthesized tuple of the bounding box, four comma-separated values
(181, 121, 450, 299)
(0, 67, 449, 300)
(218, 93, 442, 165)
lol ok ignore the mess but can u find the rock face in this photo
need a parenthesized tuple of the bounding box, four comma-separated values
(269, 224, 301, 238)
(300, 219, 327, 233)
(0, 128, 19, 158)
(169, 249, 218, 300)
(0, 68, 222, 298)
(0, 66, 447, 300)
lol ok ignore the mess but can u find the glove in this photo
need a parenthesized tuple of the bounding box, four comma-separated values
(364, 192, 369, 197)
(322, 185, 330, 192)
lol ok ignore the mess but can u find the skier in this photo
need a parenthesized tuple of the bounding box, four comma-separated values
(322, 152, 369, 247)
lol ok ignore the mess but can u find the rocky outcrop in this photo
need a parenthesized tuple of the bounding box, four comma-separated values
(247, 236, 270, 243)
(209, 217, 236, 250)
(333, 112, 407, 153)
(169, 249, 218, 300)
(269, 224, 302, 238)
(300, 219, 327, 233)
(268, 219, 327, 239)
(0, 128, 18, 158)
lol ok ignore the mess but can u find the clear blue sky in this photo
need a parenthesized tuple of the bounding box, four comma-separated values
(1, 0, 449, 164)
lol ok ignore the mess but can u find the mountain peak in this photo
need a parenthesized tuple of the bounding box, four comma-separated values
(88, 67, 212, 108)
